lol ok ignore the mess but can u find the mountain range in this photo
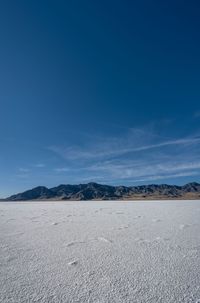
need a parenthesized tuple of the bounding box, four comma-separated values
(4, 182, 200, 201)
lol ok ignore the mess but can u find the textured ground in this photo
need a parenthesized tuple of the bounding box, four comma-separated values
(0, 200, 200, 303)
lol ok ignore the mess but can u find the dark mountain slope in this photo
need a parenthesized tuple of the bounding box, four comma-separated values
(5, 182, 200, 201)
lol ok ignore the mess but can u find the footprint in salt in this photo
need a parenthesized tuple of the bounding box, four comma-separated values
(135, 238, 150, 244)
(68, 260, 78, 266)
(97, 237, 112, 243)
(154, 237, 169, 244)
(51, 222, 59, 226)
(30, 216, 40, 220)
(65, 241, 85, 247)
(152, 219, 162, 223)
(96, 208, 108, 212)
(6, 219, 15, 223)
(118, 225, 129, 230)
(163, 238, 170, 242)
(133, 215, 142, 219)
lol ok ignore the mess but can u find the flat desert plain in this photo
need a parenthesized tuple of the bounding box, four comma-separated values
(0, 200, 200, 303)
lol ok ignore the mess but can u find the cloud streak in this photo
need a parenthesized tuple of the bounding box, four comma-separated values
(49, 128, 200, 184)
(34, 163, 45, 168)
(54, 167, 70, 172)
(49, 136, 200, 161)
(131, 171, 200, 183)
(19, 168, 30, 173)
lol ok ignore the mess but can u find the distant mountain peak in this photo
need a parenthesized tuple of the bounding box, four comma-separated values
(5, 182, 200, 201)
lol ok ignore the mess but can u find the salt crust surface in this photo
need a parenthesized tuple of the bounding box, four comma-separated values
(0, 200, 200, 302)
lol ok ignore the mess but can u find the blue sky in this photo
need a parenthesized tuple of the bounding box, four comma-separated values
(0, 1, 200, 197)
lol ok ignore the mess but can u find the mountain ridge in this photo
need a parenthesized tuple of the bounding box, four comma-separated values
(4, 182, 200, 201)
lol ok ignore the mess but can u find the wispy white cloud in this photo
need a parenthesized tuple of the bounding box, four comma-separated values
(131, 171, 200, 183)
(76, 176, 105, 182)
(48, 127, 200, 184)
(34, 163, 45, 168)
(87, 160, 200, 180)
(54, 167, 70, 172)
(49, 135, 200, 161)
(19, 168, 30, 173)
